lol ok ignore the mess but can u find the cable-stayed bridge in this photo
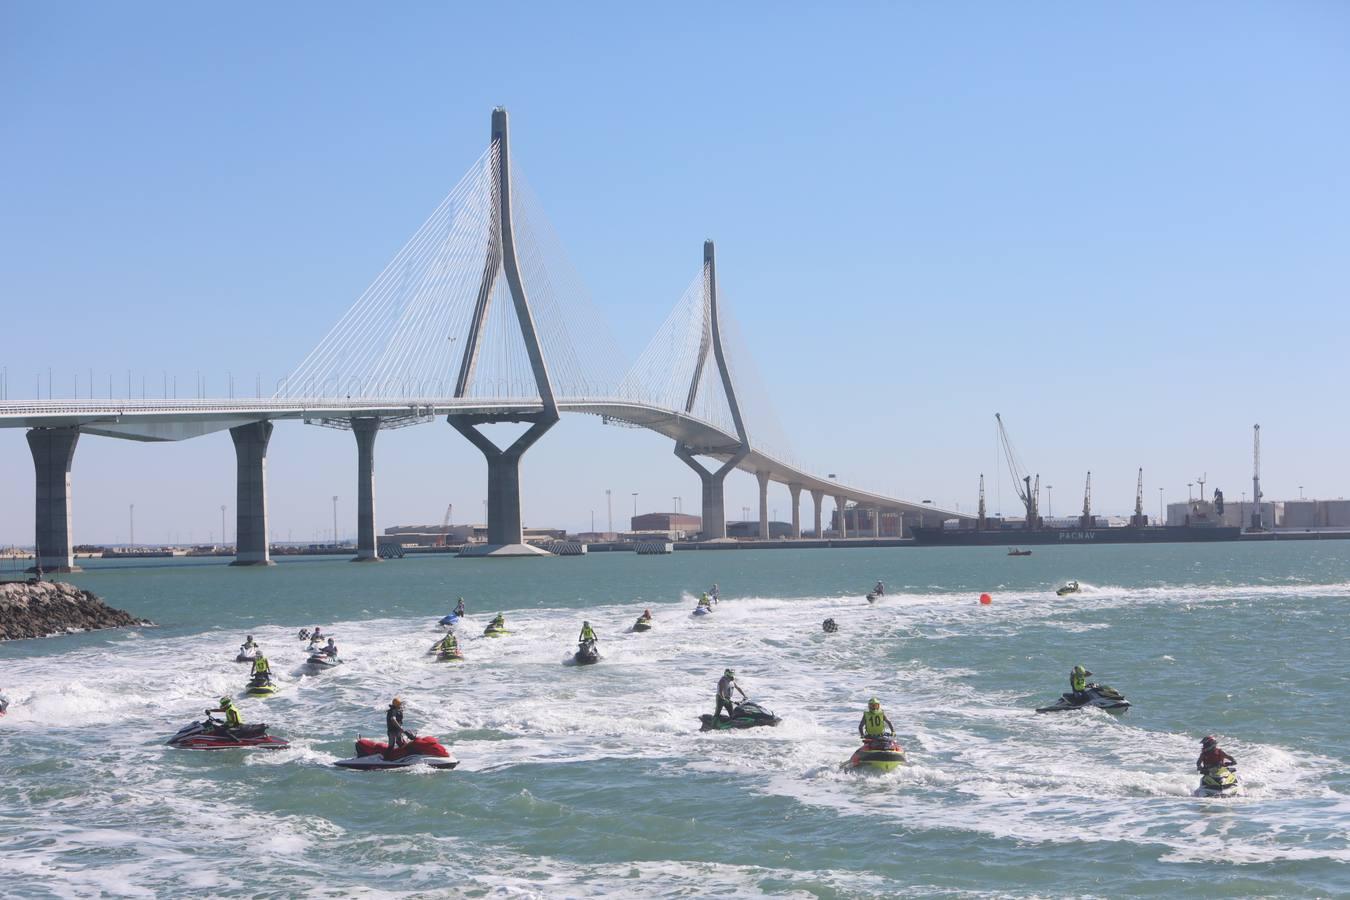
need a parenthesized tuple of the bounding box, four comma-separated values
(2, 108, 969, 570)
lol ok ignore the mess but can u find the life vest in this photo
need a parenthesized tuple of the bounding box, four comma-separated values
(863, 709, 888, 736)
(223, 706, 242, 728)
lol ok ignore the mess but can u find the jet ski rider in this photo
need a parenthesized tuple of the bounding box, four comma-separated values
(454, 597, 466, 617)
(1070, 665, 1091, 699)
(206, 696, 243, 734)
(715, 668, 747, 723)
(873, 581, 885, 596)
(387, 698, 414, 748)
(1196, 736, 1236, 773)
(709, 584, 720, 603)
(638, 609, 652, 622)
(240, 635, 257, 653)
(859, 697, 895, 739)
(698, 593, 713, 610)
(490, 613, 506, 630)
(436, 632, 458, 654)
(578, 621, 597, 644)
(322, 637, 339, 659)
(250, 652, 271, 681)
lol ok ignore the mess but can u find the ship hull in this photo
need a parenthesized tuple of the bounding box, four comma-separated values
(913, 526, 1241, 546)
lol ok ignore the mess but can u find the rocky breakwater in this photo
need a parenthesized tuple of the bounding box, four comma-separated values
(0, 580, 150, 640)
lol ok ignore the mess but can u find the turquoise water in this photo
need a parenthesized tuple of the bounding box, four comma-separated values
(2, 543, 1348, 898)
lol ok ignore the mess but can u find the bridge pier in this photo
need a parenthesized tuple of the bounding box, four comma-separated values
(351, 417, 380, 562)
(836, 495, 848, 538)
(811, 489, 824, 539)
(756, 471, 771, 539)
(27, 426, 82, 573)
(788, 484, 802, 539)
(675, 444, 746, 540)
(229, 421, 275, 566)
(871, 506, 881, 538)
(450, 415, 554, 555)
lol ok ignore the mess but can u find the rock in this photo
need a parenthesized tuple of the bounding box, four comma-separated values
(0, 581, 151, 641)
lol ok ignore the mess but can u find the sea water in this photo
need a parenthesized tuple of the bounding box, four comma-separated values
(1, 542, 1347, 897)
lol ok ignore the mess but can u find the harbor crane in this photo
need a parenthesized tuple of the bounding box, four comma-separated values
(996, 413, 1040, 529)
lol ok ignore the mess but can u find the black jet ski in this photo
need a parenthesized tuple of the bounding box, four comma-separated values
(866, 592, 879, 603)
(632, 616, 653, 633)
(167, 720, 289, 750)
(1196, 765, 1239, 797)
(843, 735, 908, 772)
(245, 673, 279, 698)
(1035, 683, 1130, 713)
(304, 652, 341, 672)
(333, 735, 458, 770)
(572, 639, 601, 666)
(699, 700, 782, 731)
(822, 618, 839, 633)
(1056, 581, 1081, 596)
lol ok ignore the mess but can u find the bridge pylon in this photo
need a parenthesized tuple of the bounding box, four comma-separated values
(448, 107, 558, 556)
(674, 240, 751, 540)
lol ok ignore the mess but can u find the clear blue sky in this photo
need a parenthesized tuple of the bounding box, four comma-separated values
(2, 3, 1348, 544)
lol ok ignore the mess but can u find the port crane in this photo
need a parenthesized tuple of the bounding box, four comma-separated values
(1132, 468, 1147, 527)
(438, 503, 453, 547)
(995, 413, 1040, 529)
(1081, 471, 1093, 528)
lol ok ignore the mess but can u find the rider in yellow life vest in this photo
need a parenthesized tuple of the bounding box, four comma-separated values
(207, 696, 243, 732)
(1070, 665, 1091, 698)
(250, 654, 271, 678)
(858, 697, 895, 738)
(698, 593, 712, 609)
(578, 621, 597, 643)
(437, 632, 458, 653)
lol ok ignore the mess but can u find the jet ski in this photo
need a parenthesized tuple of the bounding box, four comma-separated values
(866, 591, 879, 603)
(1035, 683, 1130, 713)
(245, 674, 279, 697)
(699, 700, 782, 731)
(1056, 581, 1081, 596)
(692, 604, 713, 617)
(822, 618, 839, 633)
(573, 639, 601, 666)
(235, 648, 260, 663)
(632, 616, 652, 633)
(483, 622, 510, 638)
(1196, 765, 1239, 797)
(166, 719, 289, 750)
(436, 646, 464, 662)
(0, 695, 8, 717)
(438, 613, 459, 628)
(304, 652, 341, 671)
(333, 735, 458, 770)
(843, 735, 907, 772)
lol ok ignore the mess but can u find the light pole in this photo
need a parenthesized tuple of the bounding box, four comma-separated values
(632, 492, 638, 519)
(590, 510, 595, 533)
(605, 489, 612, 533)
(332, 495, 339, 546)
(1046, 485, 1053, 518)
(1299, 485, 1304, 499)
(129, 504, 135, 549)
(1158, 487, 1164, 524)
(1187, 482, 1193, 502)
(220, 504, 226, 548)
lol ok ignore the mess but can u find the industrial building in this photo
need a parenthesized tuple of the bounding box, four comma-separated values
(630, 512, 702, 536)
(1165, 498, 1350, 530)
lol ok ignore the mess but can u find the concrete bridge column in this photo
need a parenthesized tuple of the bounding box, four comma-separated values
(811, 489, 824, 539)
(351, 417, 380, 562)
(675, 444, 746, 540)
(788, 484, 802, 539)
(836, 496, 848, 538)
(872, 506, 881, 538)
(757, 471, 771, 539)
(449, 415, 554, 554)
(230, 421, 275, 566)
(27, 426, 81, 573)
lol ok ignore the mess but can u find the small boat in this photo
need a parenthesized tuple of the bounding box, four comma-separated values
(1007, 548, 1032, 556)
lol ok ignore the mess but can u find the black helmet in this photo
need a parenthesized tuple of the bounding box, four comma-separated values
(1201, 735, 1217, 748)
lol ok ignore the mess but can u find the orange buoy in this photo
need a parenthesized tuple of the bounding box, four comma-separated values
(979, 593, 992, 605)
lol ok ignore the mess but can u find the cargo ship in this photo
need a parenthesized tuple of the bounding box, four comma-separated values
(915, 414, 1243, 547)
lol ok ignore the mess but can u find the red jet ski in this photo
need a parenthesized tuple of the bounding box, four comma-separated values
(333, 735, 459, 770)
(166, 720, 290, 750)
